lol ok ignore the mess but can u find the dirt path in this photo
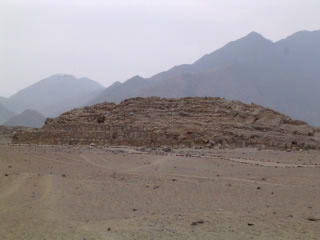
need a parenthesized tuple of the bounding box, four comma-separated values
(81, 154, 114, 171)
(0, 173, 30, 201)
(228, 157, 319, 168)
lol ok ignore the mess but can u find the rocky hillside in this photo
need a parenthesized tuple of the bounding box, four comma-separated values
(13, 97, 320, 150)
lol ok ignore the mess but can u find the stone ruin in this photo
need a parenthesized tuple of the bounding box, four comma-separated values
(12, 97, 320, 150)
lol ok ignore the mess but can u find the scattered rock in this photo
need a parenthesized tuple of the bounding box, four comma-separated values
(248, 223, 254, 226)
(163, 147, 172, 152)
(97, 115, 105, 124)
(191, 220, 205, 226)
(4, 173, 9, 177)
(306, 217, 320, 222)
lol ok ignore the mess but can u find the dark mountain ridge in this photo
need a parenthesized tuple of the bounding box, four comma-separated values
(4, 109, 46, 128)
(0, 104, 15, 125)
(2, 74, 104, 117)
(8, 74, 104, 113)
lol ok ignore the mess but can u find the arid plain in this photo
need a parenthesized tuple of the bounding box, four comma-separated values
(1, 133, 320, 240)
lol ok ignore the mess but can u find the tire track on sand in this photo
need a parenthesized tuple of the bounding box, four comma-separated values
(80, 154, 113, 171)
(0, 173, 31, 201)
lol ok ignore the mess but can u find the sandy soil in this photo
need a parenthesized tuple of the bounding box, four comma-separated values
(1, 142, 320, 240)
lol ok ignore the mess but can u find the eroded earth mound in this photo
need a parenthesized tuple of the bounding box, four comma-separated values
(12, 97, 320, 150)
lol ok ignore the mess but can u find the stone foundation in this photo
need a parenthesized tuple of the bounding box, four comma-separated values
(12, 97, 320, 150)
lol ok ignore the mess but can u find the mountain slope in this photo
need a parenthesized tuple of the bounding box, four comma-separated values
(92, 30, 320, 126)
(93, 76, 151, 104)
(0, 104, 15, 125)
(4, 110, 46, 128)
(40, 88, 105, 117)
(0, 97, 7, 105)
(7, 74, 104, 115)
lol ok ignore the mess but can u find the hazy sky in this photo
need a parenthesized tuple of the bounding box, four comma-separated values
(1, 0, 319, 97)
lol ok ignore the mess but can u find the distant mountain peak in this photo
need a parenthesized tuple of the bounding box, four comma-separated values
(109, 81, 121, 87)
(107, 81, 122, 90)
(21, 109, 43, 115)
(124, 75, 146, 85)
(291, 30, 320, 35)
(7, 74, 104, 116)
(52, 73, 75, 78)
(279, 29, 320, 42)
(246, 31, 264, 38)
(128, 75, 145, 81)
(240, 31, 272, 43)
(4, 109, 46, 128)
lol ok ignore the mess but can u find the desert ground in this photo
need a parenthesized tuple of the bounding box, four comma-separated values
(1, 136, 320, 239)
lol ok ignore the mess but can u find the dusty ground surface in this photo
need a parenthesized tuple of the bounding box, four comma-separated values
(1, 141, 320, 239)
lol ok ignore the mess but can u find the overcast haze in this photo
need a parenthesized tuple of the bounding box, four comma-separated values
(1, 0, 319, 97)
